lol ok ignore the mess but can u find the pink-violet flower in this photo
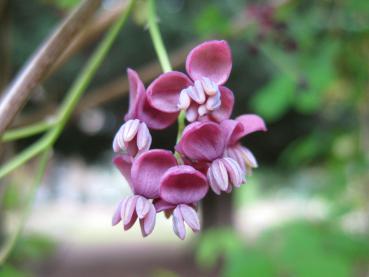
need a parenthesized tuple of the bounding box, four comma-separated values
(157, 165, 208, 239)
(113, 69, 180, 157)
(176, 121, 245, 194)
(147, 41, 234, 122)
(112, 149, 177, 236)
(222, 114, 267, 174)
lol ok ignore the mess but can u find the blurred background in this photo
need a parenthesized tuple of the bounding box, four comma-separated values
(0, 0, 368, 276)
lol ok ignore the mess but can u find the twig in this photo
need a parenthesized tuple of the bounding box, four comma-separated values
(1, 118, 57, 142)
(0, 0, 102, 135)
(0, 149, 51, 265)
(0, 0, 135, 179)
(9, 0, 289, 127)
(75, 42, 193, 113)
(46, 1, 130, 78)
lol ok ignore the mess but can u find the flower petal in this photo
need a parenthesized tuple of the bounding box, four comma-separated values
(186, 40, 232, 85)
(131, 150, 178, 199)
(235, 114, 267, 139)
(153, 198, 176, 212)
(113, 154, 133, 188)
(140, 203, 156, 237)
(176, 121, 226, 162)
(138, 96, 179, 130)
(125, 68, 146, 121)
(147, 71, 192, 113)
(160, 165, 208, 205)
(207, 86, 234, 122)
(179, 204, 200, 232)
(221, 119, 245, 146)
(172, 206, 186, 240)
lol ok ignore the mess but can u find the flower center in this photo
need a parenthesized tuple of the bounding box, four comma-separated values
(177, 77, 221, 122)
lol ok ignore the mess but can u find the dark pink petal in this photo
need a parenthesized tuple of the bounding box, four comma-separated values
(221, 119, 244, 146)
(147, 71, 192, 113)
(186, 40, 232, 85)
(125, 69, 146, 121)
(235, 114, 267, 139)
(176, 121, 226, 162)
(138, 97, 179, 130)
(179, 204, 200, 232)
(160, 165, 208, 204)
(222, 115, 267, 145)
(153, 198, 176, 212)
(123, 69, 178, 130)
(113, 155, 133, 188)
(131, 150, 178, 199)
(172, 206, 186, 240)
(207, 86, 234, 122)
(140, 203, 156, 237)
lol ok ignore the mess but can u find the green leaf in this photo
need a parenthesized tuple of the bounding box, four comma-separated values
(294, 41, 339, 113)
(251, 75, 295, 122)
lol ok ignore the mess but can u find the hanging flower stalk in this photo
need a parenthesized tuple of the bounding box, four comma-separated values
(112, 40, 267, 240)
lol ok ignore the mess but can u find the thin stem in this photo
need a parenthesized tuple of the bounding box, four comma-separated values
(0, 0, 135, 180)
(1, 119, 57, 142)
(53, 0, 135, 138)
(0, 149, 51, 265)
(147, 0, 186, 145)
(147, 0, 172, 73)
(176, 111, 186, 143)
(0, 0, 102, 135)
(0, 132, 54, 179)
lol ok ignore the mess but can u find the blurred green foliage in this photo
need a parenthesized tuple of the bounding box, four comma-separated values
(1, 234, 56, 277)
(197, 221, 369, 277)
(196, 0, 369, 276)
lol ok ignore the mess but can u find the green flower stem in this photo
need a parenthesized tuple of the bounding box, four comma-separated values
(0, 149, 51, 265)
(0, 0, 135, 180)
(147, 0, 186, 146)
(176, 111, 186, 142)
(147, 0, 172, 73)
(1, 119, 57, 142)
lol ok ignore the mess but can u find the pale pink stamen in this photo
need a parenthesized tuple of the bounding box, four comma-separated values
(207, 157, 245, 194)
(112, 120, 152, 157)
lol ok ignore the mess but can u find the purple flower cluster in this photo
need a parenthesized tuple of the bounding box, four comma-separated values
(112, 40, 267, 239)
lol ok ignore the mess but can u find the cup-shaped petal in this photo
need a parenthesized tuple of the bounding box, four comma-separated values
(176, 122, 226, 162)
(221, 114, 267, 146)
(160, 165, 208, 205)
(124, 68, 178, 130)
(186, 40, 232, 85)
(235, 114, 267, 139)
(207, 86, 234, 122)
(113, 154, 133, 188)
(125, 68, 146, 121)
(147, 71, 192, 113)
(131, 150, 177, 199)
